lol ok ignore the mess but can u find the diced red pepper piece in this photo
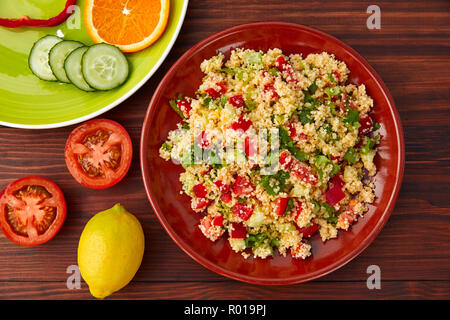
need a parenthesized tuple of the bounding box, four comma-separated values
(294, 200, 303, 220)
(333, 71, 341, 82)
(205, 88, 220, 99)
(330, 175, 345, 188)
(192, 198, 212, 211)
(264, 83, 279, 99)
(275, 56, 289, 72)
(287, 121, 297, 138)
(196, 131, 210, 149)
(193, 183, 208, 198)
(177, 99, 192, 117)
(212, 215, 224, 227)
(230, 115, 253, 132)
(230, 222, 247, 239)
(296, 222, 319, 238)
(233, 203, 254, 221)
(325, 184, 346, 206)
(220, 191, 232, 203)
(229, 94, 244, 108)
(275, 197, 289, 216)
(217, 82, 227, 94)
(214, 180, 230, 193)
(359, 115, 373, 135)
(291, 161, 318, 185)
(279, 150, 294, 169)
(231, 175, 255, 196)
(243, 136, 257, 157)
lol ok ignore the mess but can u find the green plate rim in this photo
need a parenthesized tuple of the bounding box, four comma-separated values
(0, 0, 188, 130)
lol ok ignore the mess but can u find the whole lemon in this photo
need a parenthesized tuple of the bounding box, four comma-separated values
(78, 204, 145, 299)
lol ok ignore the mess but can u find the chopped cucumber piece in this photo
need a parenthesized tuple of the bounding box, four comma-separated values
(82, 43, 129, 91)
(64, 46, 95, 92)
(28, 35, 62, 81)
(49, 40, 84, 83)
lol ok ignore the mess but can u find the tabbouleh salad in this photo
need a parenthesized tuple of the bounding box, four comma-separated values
(159, 48, 381, 260)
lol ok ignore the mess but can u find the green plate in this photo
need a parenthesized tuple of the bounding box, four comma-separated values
(0, 0, 188, 128)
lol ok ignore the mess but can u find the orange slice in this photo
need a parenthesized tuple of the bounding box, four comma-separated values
(84, 0, 170, 53)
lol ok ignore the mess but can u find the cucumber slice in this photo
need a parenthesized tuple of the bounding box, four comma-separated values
(64, 47, 95, 92)
(28, 35, 62, 81)
(82, 44, 129, 91)
(49, 40, 84, 83)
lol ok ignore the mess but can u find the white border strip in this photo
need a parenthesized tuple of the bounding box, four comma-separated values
(0, 0, 189, 130)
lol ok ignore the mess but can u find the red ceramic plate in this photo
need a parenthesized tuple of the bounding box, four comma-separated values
(140, 22, 404, 285)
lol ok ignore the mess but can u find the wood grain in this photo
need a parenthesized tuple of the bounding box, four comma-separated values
(0, 0, 449, 299)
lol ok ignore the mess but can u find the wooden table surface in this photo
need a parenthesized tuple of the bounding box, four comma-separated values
(0, 0, 449, 300)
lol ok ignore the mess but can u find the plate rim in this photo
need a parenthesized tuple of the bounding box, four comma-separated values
(140, 21, 405, 285)
(0, 0, 189, 130)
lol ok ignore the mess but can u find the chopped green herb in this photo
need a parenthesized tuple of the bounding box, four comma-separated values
(285, 198, 294, 216)
(220, 96, 228, 107)
(221, 67, 235, 74)
(259, 170, 290, 196)
(328, 72, 335, 83)
(344, 108, 360, 130)
(308, 80, 318, 94)
(279, 127, 309, 162)
(181, 123, 190, 130)
(373, 121, 381, 130)
(161, 141, 171, 151)
(360, 134, 380, 154)
(324, 86, 341, 98)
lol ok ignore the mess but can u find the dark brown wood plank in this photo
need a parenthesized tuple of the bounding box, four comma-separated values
(0, 280, 448, 300)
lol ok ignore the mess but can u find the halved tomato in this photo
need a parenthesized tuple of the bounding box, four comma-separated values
(0, 176, 66, 246)
(65, 119, 133, 189)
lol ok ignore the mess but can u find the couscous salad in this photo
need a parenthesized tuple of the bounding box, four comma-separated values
(159, 48, 381, 260)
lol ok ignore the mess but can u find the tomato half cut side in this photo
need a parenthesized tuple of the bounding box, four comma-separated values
(65, 119, 133, 189)
(0, 176, 67, 247)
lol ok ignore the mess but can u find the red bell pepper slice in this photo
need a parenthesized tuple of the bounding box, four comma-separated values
(0, 0, 77, 28)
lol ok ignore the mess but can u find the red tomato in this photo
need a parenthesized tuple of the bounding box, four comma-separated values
(229, 95, 244, 108)
(233, 203, 253, 221)
(264, 83, 279, 99)
(193, 183, 208, 198)
(177, 99, 192, 117)
(333, 71, 341, 82)
(279, 150, 294, 169)
(291, 161, 318, 185)
(196, 131, 210, 149)
(212, 215, 224, 227)
(214, 180, 229, 193)
(296, 222, 319, 238)
(220, 192, 232, 203)
(287, 121, 297, 138)
(217, 82, 228, 94)
(192, 198, 212, 211)
(243, 136, 257, 157)
(205, 88, 220, 99)
(230, 222, 247, 238)
(0, 176, 66, 246)
(275, 56, 289, 72)
(231, 175, 255, 196)
(325, 184, 345, 206)
(275, 197, 289, 216)
(230, 115, 253, 132)
(359, 115, 373, 135)
(65, 119, 133, 189)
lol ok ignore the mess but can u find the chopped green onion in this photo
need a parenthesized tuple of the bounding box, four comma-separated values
(328, 72, 335, 83)
(344, 147, 358, 164)
(268, 68, 279, 76)
(169, 99, 185, 119)
(245, 100, 257, 110)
